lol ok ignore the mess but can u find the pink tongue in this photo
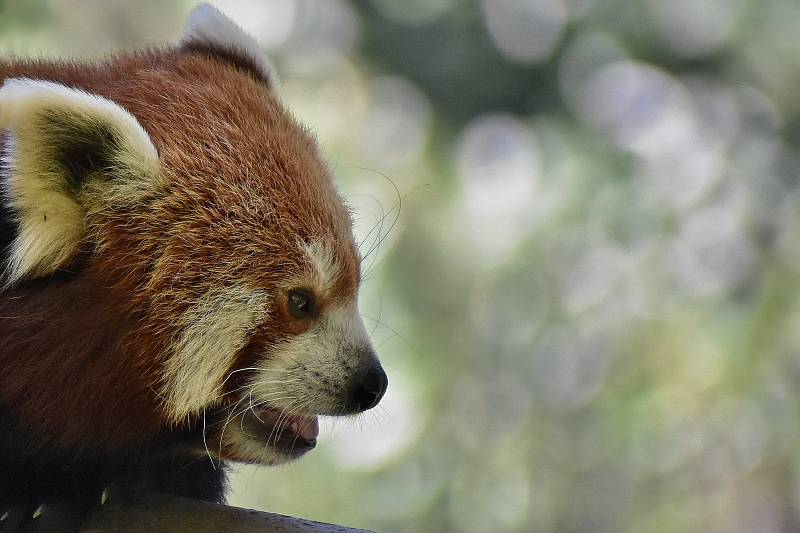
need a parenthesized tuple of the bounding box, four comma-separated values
(296, 417, 319, 440)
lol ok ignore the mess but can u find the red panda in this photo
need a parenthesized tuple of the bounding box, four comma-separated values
(0, 4, 387, 531)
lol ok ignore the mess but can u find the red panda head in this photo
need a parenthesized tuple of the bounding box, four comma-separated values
(0, 4, 386, 464)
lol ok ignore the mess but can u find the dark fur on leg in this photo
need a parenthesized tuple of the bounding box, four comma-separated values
(0, 406, 226, 532)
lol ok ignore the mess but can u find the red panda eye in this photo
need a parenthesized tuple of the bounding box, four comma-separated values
(287, 289, 316, 319)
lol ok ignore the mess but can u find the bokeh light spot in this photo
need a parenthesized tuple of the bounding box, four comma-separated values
(482, 0, 567, 63)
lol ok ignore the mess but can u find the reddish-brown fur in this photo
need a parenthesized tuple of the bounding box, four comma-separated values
(0, 47, 361, 451)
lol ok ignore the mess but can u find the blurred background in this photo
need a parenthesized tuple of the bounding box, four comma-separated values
(4, 0, 800, 531)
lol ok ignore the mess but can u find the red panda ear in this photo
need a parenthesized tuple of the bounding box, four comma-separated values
(181, 3, 278, 88)
(0, 78, 161, 284)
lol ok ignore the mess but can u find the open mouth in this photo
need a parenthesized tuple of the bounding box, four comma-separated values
(239, 405, 320, 458)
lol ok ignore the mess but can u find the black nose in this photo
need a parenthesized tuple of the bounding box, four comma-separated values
(350, 362, 388, 412)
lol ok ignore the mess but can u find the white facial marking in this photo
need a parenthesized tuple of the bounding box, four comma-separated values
(0, 78, 161, 284)
(302, 240, 339, 294)
(163, 286, 269, 422)
(183, 3, 278, 87)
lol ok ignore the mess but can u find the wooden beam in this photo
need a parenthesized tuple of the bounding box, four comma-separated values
(81, 493, 373, 533)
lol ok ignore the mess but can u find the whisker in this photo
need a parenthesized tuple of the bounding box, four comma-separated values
(217, 395, 248, 461)
(264, 399, 300, 452)
(352, 193, 387, 253)
(361, 312, 420, 354)
(285, 398, 314, 457)
(223, 393, 300, 423)
(201, 407, 216, 469)
(355, 166, 401, 261)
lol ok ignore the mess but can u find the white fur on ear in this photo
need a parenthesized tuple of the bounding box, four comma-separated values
(183, 3, 278, 87)
(0, 78, 160, 284)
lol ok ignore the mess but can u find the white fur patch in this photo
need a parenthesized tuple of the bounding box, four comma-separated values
(162, 286, 269, 423)
(303, 240, 339, 294)
(183, 3, 278, 87)
(0, 78, 160, 284)
(223, 423, 287, 465)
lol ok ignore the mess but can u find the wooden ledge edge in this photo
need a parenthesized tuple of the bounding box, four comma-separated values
(81, 492, 374, 533)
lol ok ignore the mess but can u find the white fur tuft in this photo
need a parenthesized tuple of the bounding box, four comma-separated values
(303, 240, 339, 294)
(183, 3, 278, 87)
